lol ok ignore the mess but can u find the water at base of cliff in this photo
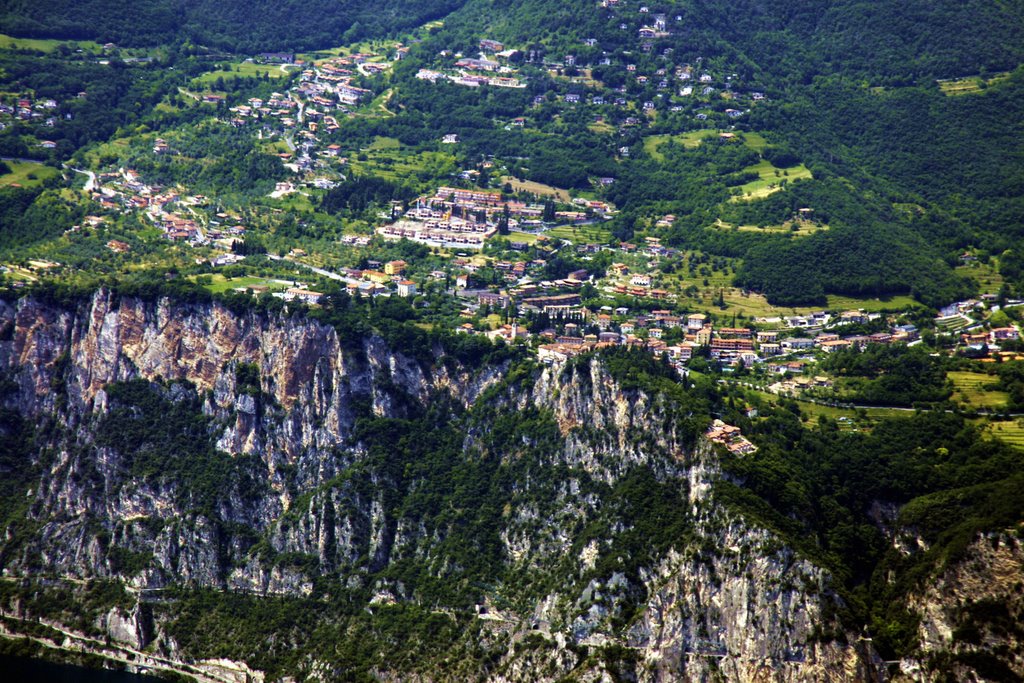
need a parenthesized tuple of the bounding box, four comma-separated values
(0, 654, 162, 682)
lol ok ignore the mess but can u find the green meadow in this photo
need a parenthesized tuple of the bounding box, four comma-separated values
(0, 161, 59, 188)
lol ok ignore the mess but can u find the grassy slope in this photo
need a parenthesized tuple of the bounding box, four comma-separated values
(730, 160, 813, 201)
(0, 161, 59, 188)
(949, 371, 1009, 410)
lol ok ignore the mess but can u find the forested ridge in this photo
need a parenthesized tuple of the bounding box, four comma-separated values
(5, 0, 1022, 78)
(0, 0, 467, 51)
(441, 0, 1024, 81)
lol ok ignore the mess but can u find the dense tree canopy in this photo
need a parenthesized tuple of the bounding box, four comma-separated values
(0, 0, 468, 52)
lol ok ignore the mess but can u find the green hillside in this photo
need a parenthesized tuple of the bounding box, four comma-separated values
(0, 0, 467, 51)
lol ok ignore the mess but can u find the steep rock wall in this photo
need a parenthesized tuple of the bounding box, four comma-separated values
(0, 292, 885, 682)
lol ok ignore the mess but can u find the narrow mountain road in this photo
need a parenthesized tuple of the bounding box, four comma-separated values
(2, 155, 46, 165)
(267, 254, 363, 287)
(67, 166, 97, 192)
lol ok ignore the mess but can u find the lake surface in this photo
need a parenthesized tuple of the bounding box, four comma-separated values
(0, 654, 162, 682)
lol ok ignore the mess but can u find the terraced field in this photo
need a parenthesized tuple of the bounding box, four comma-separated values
(546, 224, 612, 243)
(956, 259, 1004, 296)
(937, 72, 1012, 96)
(987, 419, 1024, 449)
(949, 371, 1009, 409)
(935, 314, 972, 333)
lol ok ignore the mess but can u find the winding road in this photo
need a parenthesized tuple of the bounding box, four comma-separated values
(69, 167, 97, 192)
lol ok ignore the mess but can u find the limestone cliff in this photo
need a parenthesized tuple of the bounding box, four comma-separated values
(893, 531, 1024, 682)
(0, 290, 1000, 682)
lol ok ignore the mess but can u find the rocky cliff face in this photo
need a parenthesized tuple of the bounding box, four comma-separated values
(0, 291, 494, 591)
(0, 291, 907, 681)
(893, 532, 1024, 682)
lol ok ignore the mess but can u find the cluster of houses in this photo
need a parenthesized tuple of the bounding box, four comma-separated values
(39, 25, 1019, 395)
(69, 156, 1022, 374)
(230, 257, 420, 303)
(302, 56, 376, 106)
(219, 47, 397, 187)
(706, 420, 758, 456)
(416, 67, 525, 90)
(0, 94, 63, 141)
(484, 3, 771, 126)
(83, 168, 204, 243)
(227, 93, 298, 128)
(456, 278, 951, 380)
(416, 39, 527, 89)
(80, 166, 261, 249)
(334, 259, 418, 298)
(379, 205, 497, 249)
(766, 375, 833, 397)
(961, 326, 1021, 349)
(377, 186, 612, 250)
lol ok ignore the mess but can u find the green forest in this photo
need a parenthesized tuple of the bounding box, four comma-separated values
(0, 0, 466, 51)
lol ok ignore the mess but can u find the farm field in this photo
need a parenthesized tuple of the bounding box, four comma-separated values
(644, 130, 770, 161)
(346, 139, 456, 188)
(750, 388, 909, 429)
(0, 161, 59, 188)
(713, 218, 826, 237)
(651, 251, 925, 320)
(0, 265, 38, 282)
(708, 288, 889, 320)
(665, 281, 922, 321)
(731, 159, 812, 200)
(0, 33, 100, 52)
(297, 39, 401, 62)
(737, 132, 769, 152)
(983, 419, 1024, 449)
(937, 72, 1011, 96)
(793, 400, 909, 429)
(500, 176, 573, 203)
(359, 89, 397, 118)
(506, 231, 541, 244)
(367, 136, 401, 151)
(272, 192, 316, 213)
(193, 274, 294, 294)
(824, 294, 921, 313)
(193, 61, 293, 85)
(949, 371, 1009, 410)
(546, 224, 612, 243)
(81, 138, 132, 168)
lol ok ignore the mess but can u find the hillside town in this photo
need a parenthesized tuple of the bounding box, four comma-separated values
(1, 0, 1020, 421)
(64, 147, 1024, 389)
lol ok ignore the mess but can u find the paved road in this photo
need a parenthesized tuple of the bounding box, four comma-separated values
(68, 166, 97, 192)
(267, 254, 363, 287)
(3, 155, 47, 165)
